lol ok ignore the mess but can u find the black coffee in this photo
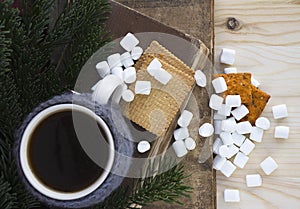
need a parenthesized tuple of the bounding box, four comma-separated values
(28, 109, 109, 193)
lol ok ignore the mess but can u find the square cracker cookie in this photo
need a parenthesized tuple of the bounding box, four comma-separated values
(216, 73, 252, 104)
(242, 85, 271, 124)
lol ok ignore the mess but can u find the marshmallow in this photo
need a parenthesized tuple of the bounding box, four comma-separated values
(246, 174, 262, 187)
(217, 104, 232, 117)
(220, 48, 236, 65)
(120, 52, 134, 68)
(174, 127, 189, 141)
(221, 119, 236, 133)
(111, 66, 124, 80)
(198, 123, 214, 137)
(260, 156, 278, 175)
(225, 95, 241, 108)
(135, 81, 151, 95)
(236, 121, 252, 135)
(214, 120, 222, 134)
(178, 110, 193, 127)
(214, 112, 227, 120)
(231, 105, 249, 121)
(272, 104, 288, 119)
(212, 77, 228, 93)
(154, 68, 172, 85)
(96, 61, 110, 78)
(147, 58, 162, 76)
(213, 137, 223, 155)
(220, 160, 237, 177)
(209, 94, 224, 111)
(224, 67, 237, 74)
(137, 140, 151, 153)
(274, 126, 289, 139)
(232, 132, 246, 147)
(255, 117, 270, 130)
(122, 89, 135, 102)
(194, 70, 207, 87)
(213, 155, 226, 170)
(251, 76, 260, 87)
(131, 46, 143, 60)
(224, 189, 240, 202)
(249, 126, 264, 142)
(226, 116, 236, 122)
(123, 67, 136, 84)
(184, 137, 196, 151)
(233, 152, 249, 168)
(172, 140, 188, 158)
(226, 144, 239, 159)
(220, 132, 234, 145)
(219, 145, 230, 158)
(240, 138, 255, 155)
(120, 32, 139, 52)
(107, 53, 122, 69)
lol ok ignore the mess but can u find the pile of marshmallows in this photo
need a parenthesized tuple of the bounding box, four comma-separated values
(213, 48, 290, 203)
(91, 33, 174, 154)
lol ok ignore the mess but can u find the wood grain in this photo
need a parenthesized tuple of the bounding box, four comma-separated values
(215, 0, 300, 208)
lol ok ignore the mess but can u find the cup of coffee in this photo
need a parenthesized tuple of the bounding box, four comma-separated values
(14, 93, 134, 208)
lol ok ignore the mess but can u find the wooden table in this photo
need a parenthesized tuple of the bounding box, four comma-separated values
(215, 0, 300, 208)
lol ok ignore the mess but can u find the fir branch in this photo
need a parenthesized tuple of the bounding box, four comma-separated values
(0, 174, 16, 209)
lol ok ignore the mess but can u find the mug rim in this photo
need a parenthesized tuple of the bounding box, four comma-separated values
(19, 104, 115, 200)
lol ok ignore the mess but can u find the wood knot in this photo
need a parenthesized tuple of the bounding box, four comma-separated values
(227, 17, 240, 31)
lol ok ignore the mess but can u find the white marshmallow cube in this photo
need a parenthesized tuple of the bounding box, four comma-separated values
(250, 127, 264, 142)
(225, 95, 241, 108)
(173, 127, 189, 141)
(212, 77, 228, 93)
(213, 137, 223, 155)
(209, 94, 224, 111)
(231, 105, 249, 121)
(214, 112, 226, 120)
(120, 52, 134, 68)
(178, 110, 193, 127)
(255, 117, 270, 130)
(214, 120, 222, 134)
(233, 152, 249, 168)
(147, 58, 162, 76)
(224, 67, 237, 74)
(184, 137, 196, 151)
(122, 89, 135, 102)
(226, 144, 239, 159)
(240, 138, 255, 155)
(120, 32, 139, 52)
(274, 126, 289, 139)
(107, 53, 122, 69)
(224, 189, 240, 202)
(221, 119, 236, 133)
(220, 160, 237, 177)
(219, 145, 230, 158)
(172, 140, 188, 158)
(123, 67, 137, 84)
(232, 132, 246, 147)
(236, 121, 252, 135)
(220, 48, 236, 65)
(217, 104, 231, 117)
(272, 104, 288, 119)
(246, 174, 262, 187)
(137, 140, 151, 153)
(154, 68, 172, 85)
(194, 70, 207, 87)
(111, 66, 124, 80)
(213, 155, 226, 170)
(198, 123, 214, 137)
(96, 61, 110, 78)
(135, 81, 151, 95)
(220, 132, 234, 145)
(131, 46, 143, 60)
(251, 76, 260, 87)
(260, 156, 278, 175)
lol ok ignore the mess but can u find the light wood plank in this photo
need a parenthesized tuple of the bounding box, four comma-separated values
(215, 0, 300, 208)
